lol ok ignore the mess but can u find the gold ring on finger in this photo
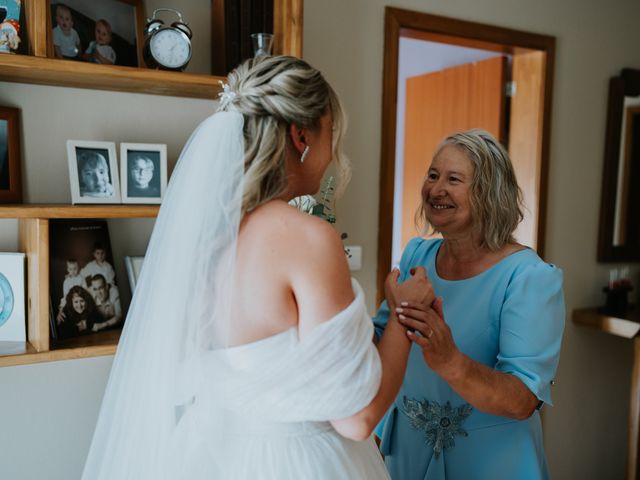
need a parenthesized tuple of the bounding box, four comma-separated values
(427, 329, 434, 338)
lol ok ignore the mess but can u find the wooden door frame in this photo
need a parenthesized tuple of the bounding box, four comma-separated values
(376, 7, 556, 305)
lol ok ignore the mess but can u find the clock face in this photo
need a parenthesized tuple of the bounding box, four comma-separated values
(149, 28, 191, 69)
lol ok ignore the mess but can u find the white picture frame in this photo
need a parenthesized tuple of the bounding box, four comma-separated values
(0, 252, 26, 343)
(120, 143, 167, 204)
(67, 140, 121, 204)
(124, 255, 145, 294)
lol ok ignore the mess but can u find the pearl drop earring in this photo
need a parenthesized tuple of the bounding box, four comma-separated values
(300, 145, 310, 163)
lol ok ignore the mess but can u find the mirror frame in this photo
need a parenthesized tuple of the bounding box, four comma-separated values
(376, 7, 556, 304)
(598, 68, 640, 262)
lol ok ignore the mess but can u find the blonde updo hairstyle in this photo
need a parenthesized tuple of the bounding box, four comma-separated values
(417, 129, 524, 250)
(222, 55, 349, 216)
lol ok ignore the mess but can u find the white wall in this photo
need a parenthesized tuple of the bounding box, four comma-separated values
(0, 83, 215, 480)
(1, 0, 640, 478)
(303, 1, 640, 479)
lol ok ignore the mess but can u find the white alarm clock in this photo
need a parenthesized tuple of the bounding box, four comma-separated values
(142, 8, 192, 71)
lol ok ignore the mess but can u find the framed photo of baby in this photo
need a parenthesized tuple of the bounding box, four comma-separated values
(49, 0, 144, 67)
(67, 140, 121, 204)
(120, 143, 167, 204)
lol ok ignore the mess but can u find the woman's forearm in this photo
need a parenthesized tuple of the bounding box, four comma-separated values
(440, 352, 539, 420)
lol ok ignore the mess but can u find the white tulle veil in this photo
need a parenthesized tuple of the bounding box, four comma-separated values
(81, 110, 245, 479)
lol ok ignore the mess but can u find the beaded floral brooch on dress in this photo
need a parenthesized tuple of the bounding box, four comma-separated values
(402, 397, 473, 458)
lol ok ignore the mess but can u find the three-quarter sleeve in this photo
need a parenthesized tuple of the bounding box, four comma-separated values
(495, 261, 565, 405)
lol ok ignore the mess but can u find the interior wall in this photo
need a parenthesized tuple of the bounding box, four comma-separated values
(0, 0, 639, 479)
(0, 83, 215, 480)
(303, 0, 640, 479)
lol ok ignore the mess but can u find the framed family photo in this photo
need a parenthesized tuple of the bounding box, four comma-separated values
(0, 106, 22, 203)
(120, 143, 167, 204)
(49, 0, 144, 67)
(49, 219, 123, 340)
(67, 140, 121, 204)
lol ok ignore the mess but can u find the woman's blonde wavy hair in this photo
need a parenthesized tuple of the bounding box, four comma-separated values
(222, 55, 350, 216)
(416, 129, 524, 250)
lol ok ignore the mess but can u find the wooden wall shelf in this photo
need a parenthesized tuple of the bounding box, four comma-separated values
(0, 0, 303, 367)
(573, 306, 640, 479)
(0, 204, 159, 219)
(0, 0, 303, 99)
(573, 307, 640, 339)
(0, 55, 224, 100)
(0, 205, 158, 368)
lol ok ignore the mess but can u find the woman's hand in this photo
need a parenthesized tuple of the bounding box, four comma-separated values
(384, 266, 435, 311)
(396, 298, 463, 377)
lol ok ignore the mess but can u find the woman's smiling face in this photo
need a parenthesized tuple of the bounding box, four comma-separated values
(421, 144, 475, 236)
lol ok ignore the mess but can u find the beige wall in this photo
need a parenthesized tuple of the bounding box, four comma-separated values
(0, 0, 639, 478)
(303, 0, 640, 479)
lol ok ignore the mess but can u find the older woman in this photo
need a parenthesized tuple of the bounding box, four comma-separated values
(374, 129, 565, 480)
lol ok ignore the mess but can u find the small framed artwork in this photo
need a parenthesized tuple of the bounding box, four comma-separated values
(67, 140, 120, 204)
(0, 106, 22, 203)
(0, 0, 25, 54)
(49, 0, 145, 66)
(120, 143, 167, 204)
(0, 252, 26, 343)
(49, 219, 123, 340)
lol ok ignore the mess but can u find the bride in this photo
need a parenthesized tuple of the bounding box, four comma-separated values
(81, 55, 434, 479)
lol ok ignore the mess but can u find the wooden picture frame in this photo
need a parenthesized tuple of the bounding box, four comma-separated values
(119, 143, 167, 204)
(48, 0, 145, 67)
(66, 139, 121, 204)
(598, 68, 640, 261)
(0, 106, 22, 203)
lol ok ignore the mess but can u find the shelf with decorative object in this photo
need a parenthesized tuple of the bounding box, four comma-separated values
(573, 306, 640, 338)
(0, 0, 303, 365)
(0, 205, 158, 368)
(0, 0, 303, 99)
(573, 306, 640, 479)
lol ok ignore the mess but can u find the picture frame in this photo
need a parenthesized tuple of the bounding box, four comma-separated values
(120, 143, 167, 204)
(49, 0, 145, 67)
(0, 106, 22, 203)
(49, 219, 123, 340)
(124, 255, 144, 294)
(0, 0, 25, 54)
(67, 139, 121, 204)
(0, 252, 26, 343)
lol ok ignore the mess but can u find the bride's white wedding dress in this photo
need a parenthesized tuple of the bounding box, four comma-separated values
(169, 280, 390, 479)
(82, 113, 389, 479)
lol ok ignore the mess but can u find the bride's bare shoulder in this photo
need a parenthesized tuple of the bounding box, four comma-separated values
(242, 200, 346, 265)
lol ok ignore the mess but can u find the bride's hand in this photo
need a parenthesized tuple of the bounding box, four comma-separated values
(385, 266, 434, 311)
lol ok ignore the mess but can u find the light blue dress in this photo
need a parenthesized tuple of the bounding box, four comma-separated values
(374, 238, 565, 480)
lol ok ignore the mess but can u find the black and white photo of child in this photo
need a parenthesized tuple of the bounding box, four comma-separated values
(127, 151, 161, 198)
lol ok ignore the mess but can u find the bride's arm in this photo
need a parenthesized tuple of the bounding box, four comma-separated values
(290, 216, 433, 441)
(330, 268, 433, 441)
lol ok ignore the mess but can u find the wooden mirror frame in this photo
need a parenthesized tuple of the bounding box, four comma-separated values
(376, 7, 556, 304)
(598, 68, 640, 262)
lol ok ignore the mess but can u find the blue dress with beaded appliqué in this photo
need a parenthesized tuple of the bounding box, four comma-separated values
(374, 238, 565, 480)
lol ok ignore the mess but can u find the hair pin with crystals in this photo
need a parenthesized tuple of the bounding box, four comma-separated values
(217, 81, 237, 111)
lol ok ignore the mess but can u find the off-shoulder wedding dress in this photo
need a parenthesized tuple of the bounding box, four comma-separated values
(169, 280, 389, 479)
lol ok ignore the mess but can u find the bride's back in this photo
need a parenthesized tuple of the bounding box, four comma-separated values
(231, 199, 353, 346)
(210, 55, 352, 347)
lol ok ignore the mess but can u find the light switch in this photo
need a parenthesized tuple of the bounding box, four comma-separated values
(345, 245, 362, 271)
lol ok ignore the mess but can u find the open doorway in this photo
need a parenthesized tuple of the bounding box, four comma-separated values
(376, 8, 555, 303)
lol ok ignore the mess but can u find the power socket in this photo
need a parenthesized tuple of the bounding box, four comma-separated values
(345, 245, 362, 271)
